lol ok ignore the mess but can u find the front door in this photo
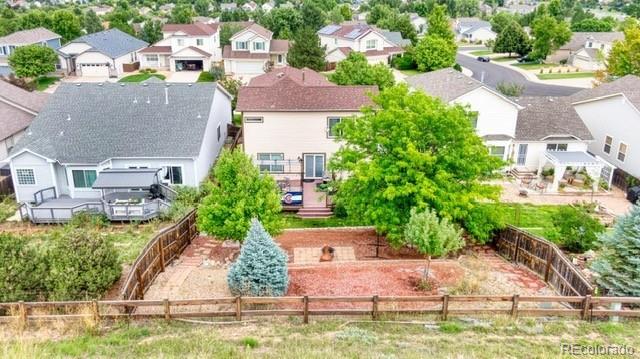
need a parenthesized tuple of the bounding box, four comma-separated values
(517, 144, 528, 166)
(303, 154, 325, 179)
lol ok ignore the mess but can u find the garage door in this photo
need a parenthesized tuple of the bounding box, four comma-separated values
(236, 61, 264, 74)
(79, 63, 110, 77)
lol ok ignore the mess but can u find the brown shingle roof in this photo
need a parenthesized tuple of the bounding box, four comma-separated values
(237, 69, 376, 112)
(0, 80, 48, 140)
(270, 39, 289, 53)
(0, 27, 60, 45)
(162, 22, 219, 36)
(222, 45, 269, 59)
(247, 66, 332, 87)
(139, 46, 172, 53)
(406, 67, 484, 102)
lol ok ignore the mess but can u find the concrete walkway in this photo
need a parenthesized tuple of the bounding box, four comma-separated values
(166, 71, 201, 83)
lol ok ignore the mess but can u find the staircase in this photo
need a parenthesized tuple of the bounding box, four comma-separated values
(296, 206, 333, 219)
(510, 167, 536, 180)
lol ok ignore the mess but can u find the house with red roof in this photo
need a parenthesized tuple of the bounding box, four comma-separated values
(139, 21, 221, 72)
(236, 67, 376, 217)
(222, 22, 289, 82)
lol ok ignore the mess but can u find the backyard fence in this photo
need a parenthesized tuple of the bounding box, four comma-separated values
(1, 295, 639, 329)
(0, 175, 13, 196)
(495, 226, 593, 300)
(120, 209, 198, 301)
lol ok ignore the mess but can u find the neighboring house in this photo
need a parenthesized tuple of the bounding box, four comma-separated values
(380, 30, 412, 48)
(222, 22, 289, 82)
(242, 1, 258, 11)
(159, 3, 175, 13)
(220, 2, 237, 11)
(570, 75, 640, 184)
(409, 13, 427, 35)
(548, 32, 623, 69)
(318, 23, 404, 65)
(0, 28, 62, 76)
(261, 1, 275, 12)
(57, 29, 148, 78)
(497, 4, 537, 15)
(140, 22, 221, 72)
(9, 81, 233, 223)
(236, 66, 376, 217)
(88, 5, 113, 16)
(407, 68, 602, 192)
(454, 17, 497, 43)
(0, 80, 48, 161)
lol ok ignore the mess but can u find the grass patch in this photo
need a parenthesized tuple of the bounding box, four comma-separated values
(399, 69, 423, 76)
(469, 50, 493, 56)
(0, 195, 17, 222)
(492, 56, 518, 62)
(511, 62, 556, 70)
(197, 71, 216, 82)
(536, 72, 594, 80)
(281, 213, 370, 228)
(118, 73, 166, 83)
(35, 76, 59, 91)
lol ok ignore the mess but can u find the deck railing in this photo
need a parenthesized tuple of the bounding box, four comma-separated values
(32, 187, 56, 206)
(23, 201, 104, 224)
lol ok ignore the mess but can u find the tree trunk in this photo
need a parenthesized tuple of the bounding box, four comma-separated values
(424, 255, 432, 281)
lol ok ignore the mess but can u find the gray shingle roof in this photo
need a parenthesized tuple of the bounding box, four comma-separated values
(570, 75, 640, 110)
(512, 96, 593, 141)
(406, 68, 483, 102)
(11, 82, 222, 163)
(0, 27, 60, 45)
(70, 29, 148, 58)
(561, 32, 624, 51)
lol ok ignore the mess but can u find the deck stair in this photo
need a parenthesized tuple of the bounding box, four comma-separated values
(510, 168, 536, 180)
(296, 207, 333, 219)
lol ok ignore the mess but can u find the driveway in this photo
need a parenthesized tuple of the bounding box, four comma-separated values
(456, 53, 582, 96)
(166, 71, 201, 83)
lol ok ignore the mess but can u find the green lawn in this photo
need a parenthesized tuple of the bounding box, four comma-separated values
(197, 71, 215, 82)
(536, 72, 595, 80)
(4, 318, 639, 358)
(35, 76, 59, 91)
(118, 73, 166, 83)
(469, 49, 493, 56)
(511, 62, 556, 70)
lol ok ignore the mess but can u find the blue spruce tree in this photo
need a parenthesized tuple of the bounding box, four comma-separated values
(591, 205, 640, 296)
(227, 219, 289, 296)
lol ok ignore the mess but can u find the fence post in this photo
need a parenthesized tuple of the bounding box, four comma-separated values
(372, 295, 379, 320)
(303, 296, 309, 324)
(164, 298, 171, 321)
(513, 232, 521, 263)
(511, 294, 519, 319)
(235, 297, 242, 321)
(92, 300, 100, 325)
(581, 295, 592, 321)
(18, 301, 27, 331)
(158, 237, 165, 272)
(544, 248, 553, 283)
(442, 295, 449, 321)
(135, 268, 144, 300)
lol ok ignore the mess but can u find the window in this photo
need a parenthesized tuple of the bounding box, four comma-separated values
(16, 169, 35, 185)
(72, 170, 97, 188)
(587, 41, 593, 48)
(177, 39, 184, 46)
(0, 46, 5, 55)
(334, 38, 337, 45)
(196, 38, 204, 46)
(146, 54, 159, 62)
(257, 153, 284, 173)
(365, 39, 377, 49)
(277, 54, 283, 64)
(618, 142, 628, 162)
(244, 117, 263, 123)
(253, 41, 265, 51)
(235, 41, 247, 50)
(488, 146, 505, 158)
(546, 143, 568, 151)
(217, 124, 221, 141)
(603, 135, 612, 154)
(469, 111, 478, 129)
(327, 117, 342, 138)
(163, 166, 183, 185)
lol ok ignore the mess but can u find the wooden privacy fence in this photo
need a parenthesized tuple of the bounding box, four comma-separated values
(120, 209, 198, 301)
(2, 295, 640, 328)
(0, 175, 13, 196)
(495, 226, 593, 299)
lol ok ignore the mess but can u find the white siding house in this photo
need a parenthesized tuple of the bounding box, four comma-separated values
(318, 23, 404, 65)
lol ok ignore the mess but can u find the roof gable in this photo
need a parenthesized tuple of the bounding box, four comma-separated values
(70, 29, 148, 58)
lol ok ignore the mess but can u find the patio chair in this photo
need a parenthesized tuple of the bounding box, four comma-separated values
(535, 181, 546, 193)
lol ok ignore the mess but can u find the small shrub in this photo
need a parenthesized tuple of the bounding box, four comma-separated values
(0, 233, 48, 302)
(335, 327, 377, 344)
(67, 211, 109, 229)
(496, 82, 525, 97)
(209, 65, 226, 81)
(240, 337, 259, 348)
(392, 53, 417, 70)
(439, 322, 464, 334)
(415, 278, 433, 292)
(0, 195, 17, 222)
(543, 205, 605, 253)
(453, 63, 462, 72)
(449, 276, 482, 295)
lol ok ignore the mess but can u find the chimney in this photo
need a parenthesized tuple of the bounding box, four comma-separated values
(164, 87, 169, 105)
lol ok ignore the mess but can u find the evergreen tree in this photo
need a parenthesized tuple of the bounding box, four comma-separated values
(287, 27, 326, 71)
(591, 205, 640, 296)
(493, 20, 531, 57)
(83, 10, 104, 34)
(414, 5, 457, 71)
(227, 219, 289, 296)
(301, 1, 325, 30)
(426, 5, 455, 41)
(195, 0, 211, 16)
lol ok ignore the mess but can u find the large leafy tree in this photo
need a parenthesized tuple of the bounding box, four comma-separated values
(300, 1, 325, 31)
(490, 12, 520, 34)
(607, 25, 640, 77)
(329, 52, 395, 89)
(259, 7, 303, 39)
(227, 219, 289, 296)
(194, 0, 212, 16)
(50, 10, 82, 43)
(493, 20, 531, 57)
(197, 149, 283, 242)
(426, 4, 455, 40)
(571, 18, 614, 32)
(140, 19, 163, 44)
(83, 10, 104, 34)
(367, 5, 417, 44)
(287, 26, 326, 71)
(591, 205, 640, 297)
(330, 85, 504, 242)
(457, 0, 480, 17)
(414, 5, 456, 71)
(8, 45, 57, 78)
(18, 9, 50, 30)
(220, 23, 244, 46)
(170, 4, 195, 24)
(530, 14, 571, 60)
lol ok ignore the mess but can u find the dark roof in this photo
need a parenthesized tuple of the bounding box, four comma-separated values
(71, 29, 148, 58)
(237, 69, 376, 112)
(512, 96, 593, 141)
(570, 75, 640, 110)
(162, 22, 219, 36)
(0, 27, 60, 45)
(92, 168, 161, 189)
(0, 80, 48, 140)
(247, 67, 332, 87)
(11, 82, 224, 163)
(406, 68, 484, 102)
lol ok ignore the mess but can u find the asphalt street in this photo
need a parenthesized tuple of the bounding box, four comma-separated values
(456, 53, 583, 97)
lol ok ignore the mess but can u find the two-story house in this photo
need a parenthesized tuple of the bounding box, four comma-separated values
(222, 22, 289, 82)
(318, 22, 404, 65)
(237, 67, 376, 217)
(548, 32, 623, 70)
(454, 18, 497, 43)
(0, 27, 62, 76)
(139, 22, 221, 72)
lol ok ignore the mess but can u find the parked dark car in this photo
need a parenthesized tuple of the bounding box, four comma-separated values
(627, 186, 640, 204)
(477, 56, 491, 62)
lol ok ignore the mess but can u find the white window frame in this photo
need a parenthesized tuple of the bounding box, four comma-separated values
(177, 38, 184, 46)
(161, 165, 184, 185)
(327, 117, 342, 138)
(546, 143, 568, 151)
(15, 168, 36, 186)
(603, 135, 612, 154)
(488, 146, 505, 158)
(235, 41, 248, 50)
(71, 169, 98, 189)
(196, 38, 204, 46)
(617, 142, 628, 163)
(257, 153, 284, 173)
(253, 41, 265, 51)
(365, 39, 377, 50)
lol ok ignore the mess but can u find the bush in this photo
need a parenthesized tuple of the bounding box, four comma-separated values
(0, 195, 17, 222)
(0, 233, 48, 302)
(392, 52, 417, 70)
(496, 81, 525, 97)
(543, 205, 605, 253)
(163, 185, 201, 222)
(227, 219, 288, 296)
(209, 65, 226, 81)
(67, 211, 109, 229)
(45, 229, 121, 300)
